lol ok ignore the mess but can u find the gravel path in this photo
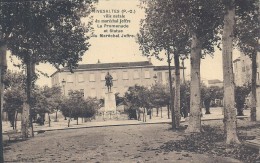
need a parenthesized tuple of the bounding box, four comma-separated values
(4, 123, 241, 163)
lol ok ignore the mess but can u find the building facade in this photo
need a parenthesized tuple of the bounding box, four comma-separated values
(51, 61, 184, 99)
(233, 52, 260, 117)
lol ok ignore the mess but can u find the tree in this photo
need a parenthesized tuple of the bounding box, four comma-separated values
(139, 0, 223, 132)
(60, 90, 96, 127)
(31, 86, 63, 126)
(125, 85, 151, 122)
(235, 0, 259, 121)
(200, 85, 224, 114)
(4, 86, 24, 129)
(1, 0, 95, 140)
(150, 84, 169, 118)
(222, 0, 240, 144)
(180, 82, 190, 118)
(176, 0, 223, 133)
(0, 42, 6, 162)
(3, 71, 26, 129)
(82, 97, 98, 119)
(235, 85, 251, 116)
(138, 0, 190, 129)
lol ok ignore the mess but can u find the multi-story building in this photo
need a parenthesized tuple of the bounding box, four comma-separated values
(233, 55, 253, 86)
(51, 60, 184, 99)
(203, 79, 223, 87)
(233, 52, 260, 119)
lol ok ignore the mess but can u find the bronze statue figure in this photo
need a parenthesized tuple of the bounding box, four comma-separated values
(105, 72, 113, 92)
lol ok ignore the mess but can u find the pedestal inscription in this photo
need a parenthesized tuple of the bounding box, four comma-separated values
(104, 92, 116, 113)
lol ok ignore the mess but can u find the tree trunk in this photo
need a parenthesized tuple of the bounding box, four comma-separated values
(149, 108, 152, 119)
(15, 111, 18, 130)
(174, 53, 181, 128)
(161, 107, 163, 118)
(26, 56, 34, 137)
(222, 1, 240, 144)
(251, 50, 257, 121)
(0, 42, 6, 162)
(143, 108, 145, 122)
(167, 48, 176, 129)
(55, 111, 58, 122)
(205, 106, 211, 114)
(156, 108, 159, 117)
(167, 104, 170, 119)
(186, 34, 202, 133)
(68, 117, 71, 127)
(21, 102, 30, 138)
(77, 117, 79, 125)
(48, 113, 51, 127)
(205, 99, 211, 114)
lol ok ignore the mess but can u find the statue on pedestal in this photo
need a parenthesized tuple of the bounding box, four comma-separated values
(105, 72, 113, 93)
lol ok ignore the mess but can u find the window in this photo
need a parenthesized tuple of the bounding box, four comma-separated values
(80, 89, 84, 97)
(67, 74, 73, 83)
(157, 72, 162, 83)
(101, 72, 106, 81)
(112, 72, 117, 80)
(144, 70, 150, 79)
(89, 73, 95, 82)
(123, 71, 128, 80)
(124, 86, 129, 92)
(90, 88, 96, 97)
(165, 72, 169, 83)
(133, 70, 139, 79)
(78, 74, 84, 83)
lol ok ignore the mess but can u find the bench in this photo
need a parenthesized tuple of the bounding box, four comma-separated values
(6, 130, 23, 141)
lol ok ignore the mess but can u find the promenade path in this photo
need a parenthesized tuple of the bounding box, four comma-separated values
(2, 107, 250, 133)
(4, 123, 242, 163)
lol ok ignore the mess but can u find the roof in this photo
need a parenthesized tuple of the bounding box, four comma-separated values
(74, 61, 153, 70)
(51, 61, 186, 77)
(51, 61, 153, 77)
(208, 79, 223, 84)
(154, 65, 185, 71)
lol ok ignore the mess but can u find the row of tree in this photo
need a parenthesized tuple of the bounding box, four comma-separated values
(0, 1, 96, 149)
(138, 0, 258, 144)
(60, 90, 98, 127)
(3, 71, 98, 128)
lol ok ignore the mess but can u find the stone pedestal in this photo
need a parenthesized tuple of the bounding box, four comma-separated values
(104, 92, 116, 113)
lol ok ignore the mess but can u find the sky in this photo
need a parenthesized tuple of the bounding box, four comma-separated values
(7, 0, 240, 86)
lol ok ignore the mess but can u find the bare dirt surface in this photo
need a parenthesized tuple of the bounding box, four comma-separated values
(4, 123, 241, 163)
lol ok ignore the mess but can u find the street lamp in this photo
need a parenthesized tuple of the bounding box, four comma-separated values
(62, 79, 66, 96)
(61, 79, 67, 120)
(180, 55, 187, 84)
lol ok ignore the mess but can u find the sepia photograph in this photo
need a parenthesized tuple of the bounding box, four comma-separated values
(0, 0, 259, 162)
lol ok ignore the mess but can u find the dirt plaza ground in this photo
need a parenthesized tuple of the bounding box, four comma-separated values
(3, 122, 244, 163)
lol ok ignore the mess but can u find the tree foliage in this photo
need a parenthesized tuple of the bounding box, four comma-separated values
(150, 84, 170, 108)
(3, 71, 26, 128)
(60, 90, 97, 126)
(235, 85, 251, 116)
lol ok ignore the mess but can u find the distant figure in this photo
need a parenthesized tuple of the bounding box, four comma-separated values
(105, 72, 113, 92)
